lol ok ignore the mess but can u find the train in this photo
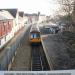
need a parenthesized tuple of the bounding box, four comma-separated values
(29, 25, 41, 45)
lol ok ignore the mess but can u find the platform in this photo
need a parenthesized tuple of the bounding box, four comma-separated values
(0, 24, 31, 70)
(11, 25, 31, 71)
(41, 34, 72, 70)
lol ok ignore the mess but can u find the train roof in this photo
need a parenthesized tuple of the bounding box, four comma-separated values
(30, 25, 40, 33)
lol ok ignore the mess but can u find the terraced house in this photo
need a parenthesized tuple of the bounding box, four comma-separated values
(0, 10, 14, 48)
(0, 9, 25, 49)
(18, 11, 25, 30)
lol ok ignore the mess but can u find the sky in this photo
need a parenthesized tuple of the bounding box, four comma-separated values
(0, 0, 60, 16)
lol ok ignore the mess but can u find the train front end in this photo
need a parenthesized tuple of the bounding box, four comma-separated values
(29, 25, 41, 45)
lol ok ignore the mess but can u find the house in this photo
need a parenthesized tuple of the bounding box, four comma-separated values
(18, 11, 24, 30)
(0, 9, 19, 34)
(0, 10, 14, 49)
(24, 14, 29, 24)
(38, 15, 46, 23)
(24, 13, 39, 24)
(31, 13, 39, 24)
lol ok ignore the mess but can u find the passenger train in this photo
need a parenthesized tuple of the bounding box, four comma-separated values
(29, 25, 41, 44)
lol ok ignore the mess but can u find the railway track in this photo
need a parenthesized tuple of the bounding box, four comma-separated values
(31, 45, 49, 71)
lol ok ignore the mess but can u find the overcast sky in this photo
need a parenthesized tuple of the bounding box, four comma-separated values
(0, 0, 60, 16)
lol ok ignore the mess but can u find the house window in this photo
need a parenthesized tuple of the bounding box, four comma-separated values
(3, 25, 6, 31)
(3, 22, 6, 31)
(5, 36, 6, 41)
(3, 22, 7, 26)
(8, 21, 11, 25)
(0, 40, 1, 45)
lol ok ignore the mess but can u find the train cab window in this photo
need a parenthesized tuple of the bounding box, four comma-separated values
(34, 34, 36, 38)
(31, 34, 37, 38)
(31, 33, 40, 39)
(31, 34, 35, 38)
(36, 33, 40, 38)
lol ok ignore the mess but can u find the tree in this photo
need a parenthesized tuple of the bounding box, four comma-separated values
(56, 0, 75, 31)
(72, 1, 75, 25)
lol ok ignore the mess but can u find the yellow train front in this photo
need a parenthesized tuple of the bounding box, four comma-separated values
(29, 25, 41, 45)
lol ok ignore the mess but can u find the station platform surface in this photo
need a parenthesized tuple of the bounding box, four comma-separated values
(10, 25, 31, 71)
(41, 34, 72, 70)
(0, 24, 31, 71)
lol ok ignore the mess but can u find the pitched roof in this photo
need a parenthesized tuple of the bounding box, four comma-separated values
(0, 10, 14, 20)
(24, 13, 38, 16)
(0, 9, 18, 18)
(24, 14, 32, 16)
(0, 15, 7, 20)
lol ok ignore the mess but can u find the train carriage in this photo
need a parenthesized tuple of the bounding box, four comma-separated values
(29, 25, 41, 44)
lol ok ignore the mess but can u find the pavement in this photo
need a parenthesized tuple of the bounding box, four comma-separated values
(11, 25, 31, 71)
